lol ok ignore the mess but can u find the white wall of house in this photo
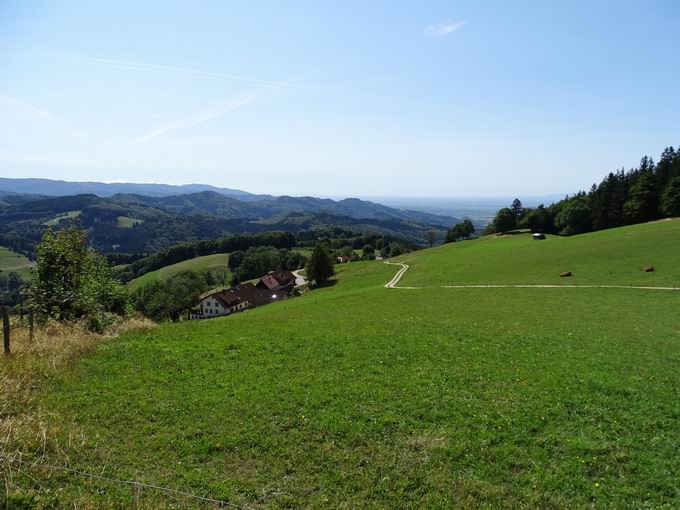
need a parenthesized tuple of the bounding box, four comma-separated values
(200, 296, 251, 318)
(202, 296, 227, 317)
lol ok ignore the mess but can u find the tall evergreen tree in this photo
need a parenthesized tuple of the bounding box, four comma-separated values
(623, 172, 657, 223)
(661, 176, 680, 217)
(306, 243, 335, 286)
(510, 198, 524, 227)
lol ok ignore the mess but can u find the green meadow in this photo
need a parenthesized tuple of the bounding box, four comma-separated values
(399, 219, 680, 287)
(127, 253, 231, 290)
(116, 215, 144, 228)
(0, 245, 33, 280)
(41, 210, 82, 226)
(127, 248, 313, 290)
(7, 221, 680, 508)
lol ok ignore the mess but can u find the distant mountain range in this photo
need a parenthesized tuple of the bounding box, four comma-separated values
(0, 177, 454, 226)
(0, 178, 459, 254)
(0, 177, 270, 200)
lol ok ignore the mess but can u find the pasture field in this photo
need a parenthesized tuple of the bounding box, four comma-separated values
(127, 253, 230, 290)
(116, 215, 144, 228)
(4, 222, 680, 508)
(41, 210, 81, 226)
(0, 245, 33, 279)
(399, 219, 680, 288)
(127, 249, 313, 290)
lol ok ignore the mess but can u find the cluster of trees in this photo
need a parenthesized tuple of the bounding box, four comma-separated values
(131, 270, 210, 322)
(0, 271, 23, 307)
(444, 220, 475, 243)
(116, 228, 414, 284)
(487, 146, 680, 235)
(116, 231, 296, 282)
(25, 228, 131, 331)
(296, 228, 415, 252)
(380, 242, 407, 257)
(0, 234, 34, 259)
(228, 247, 307, 284)
(331, 243, 381, 262)
(319, 238, 409, 262)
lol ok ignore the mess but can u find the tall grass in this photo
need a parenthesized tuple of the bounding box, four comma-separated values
(1, 317, 156, 499)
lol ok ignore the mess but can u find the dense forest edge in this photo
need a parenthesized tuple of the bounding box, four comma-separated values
(483, 146, 680, 236)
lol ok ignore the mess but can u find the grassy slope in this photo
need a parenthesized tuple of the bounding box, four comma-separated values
(116, 216, 143, 228)
(11, 223, 680, 508)
(0, 245, 33, 279)
(399, 218, 680, 287)
(42, 210, 81, 226)
(128, 253, 230, 291)
(127, 249, 312, 290)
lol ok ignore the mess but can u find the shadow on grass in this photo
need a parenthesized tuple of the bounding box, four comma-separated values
(496, 229, 531, 236)
(311, 279, 338, 289)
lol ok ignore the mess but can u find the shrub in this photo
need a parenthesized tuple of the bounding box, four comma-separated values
(26, 227, 131, 329)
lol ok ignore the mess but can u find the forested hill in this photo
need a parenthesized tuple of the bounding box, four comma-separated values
(114, 191, 453, 226)
(485, 145, 680, 235)
(0, 191, 457, 255)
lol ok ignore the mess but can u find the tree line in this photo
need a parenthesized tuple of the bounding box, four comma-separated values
(115, 231, 297, 282)
(486, 146, 680, 235)
(228, 247, 307, 285)
(114, 229, 412, 283)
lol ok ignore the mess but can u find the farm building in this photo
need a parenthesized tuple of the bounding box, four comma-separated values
(192, 282, 288, 319)
(256, 270, 296, 294)
(199, 289, 251, 318)
(532, 233, 546, 240)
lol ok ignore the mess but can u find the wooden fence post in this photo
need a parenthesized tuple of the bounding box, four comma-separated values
(1, 307, 9, 355)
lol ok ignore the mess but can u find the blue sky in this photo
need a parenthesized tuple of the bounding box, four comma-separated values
(1, 1, 679, 197)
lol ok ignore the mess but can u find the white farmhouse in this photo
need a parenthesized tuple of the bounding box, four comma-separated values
(200, 290, 251, 318)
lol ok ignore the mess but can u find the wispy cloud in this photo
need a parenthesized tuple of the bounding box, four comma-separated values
(424, 20, 467, 37)
(128, 95, 255, 146)
(0, 94, 60, 121)
(35, 52, 444, 110)
(0, 92, 114, 145)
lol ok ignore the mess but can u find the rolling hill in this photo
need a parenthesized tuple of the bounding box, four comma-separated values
(0, 246, 33, 280)
(9, 220, 679, 508)
(398, 218, 680, 287)
(0, 245, 33, 280)
(126, 253, 231, 291)
(0, 191, 456, 254)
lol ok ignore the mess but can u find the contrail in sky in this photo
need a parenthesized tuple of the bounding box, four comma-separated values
(38, 51, 445, 110)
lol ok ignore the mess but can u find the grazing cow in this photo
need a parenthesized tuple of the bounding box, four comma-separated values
(644, 266, 655, 272)
(560, 271, 572, 277)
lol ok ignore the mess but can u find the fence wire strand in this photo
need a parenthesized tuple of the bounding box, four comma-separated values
(0, 456, 253, 509)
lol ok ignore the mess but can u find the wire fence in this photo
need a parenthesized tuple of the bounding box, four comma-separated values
(0, 455, 252, 509)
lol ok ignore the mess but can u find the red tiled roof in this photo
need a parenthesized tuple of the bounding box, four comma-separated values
(258, 274, 280, 289)
(271, 270, 296, 285)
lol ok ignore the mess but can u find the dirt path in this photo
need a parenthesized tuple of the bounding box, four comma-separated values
(383, 261, 680, 291)
(292, 269, 307, 287)
(383, 261, 418, 289)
